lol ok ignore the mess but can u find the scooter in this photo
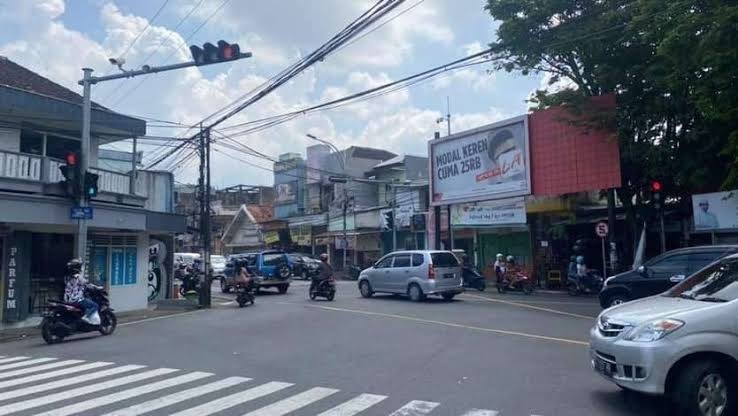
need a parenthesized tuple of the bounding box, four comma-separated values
(462, 266, 486, 291)
(41, 285, 117, 344)
(497, 272, 534, 295)
(235, 281, 255, 307)
(309, 278, 336, 301)
(178, 266, 200, 296)
(567, 272, 604, 296)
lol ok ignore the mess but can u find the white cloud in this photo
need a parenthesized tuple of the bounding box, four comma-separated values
(431, 67, 495, 92)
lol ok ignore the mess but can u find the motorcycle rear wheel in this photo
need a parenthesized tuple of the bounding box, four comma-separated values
(41, 319, 63, 344)
(99, 310, 117, 336)
(523, 285, 534, 295)
(309, 291, 317, 300)
(327, 291, 335, 301)
(567, 283, 579, 296)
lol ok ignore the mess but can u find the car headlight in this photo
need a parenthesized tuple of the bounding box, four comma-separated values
(622, 319, 684, 342)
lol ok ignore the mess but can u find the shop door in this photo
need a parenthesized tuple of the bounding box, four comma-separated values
(479, 232, 532, 273)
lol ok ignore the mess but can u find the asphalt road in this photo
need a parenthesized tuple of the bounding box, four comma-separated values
(0, 281, 666, 416)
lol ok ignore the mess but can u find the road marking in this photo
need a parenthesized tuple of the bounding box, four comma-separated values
(0, 357, 28, 365)
(460, 409, 500, 415)
(169, 381, 294, 416)
(102, 376, 250, 416)
(0, 359, 84, 381)
(0, 364, 145, 401)
(316, 393, 388, 416)
(0, 357, 56, 372)
(243, 386, 339, 416)
(34, 371, 214, 416)
(219, 301, 235, 306)
(0, 361, 112, 388)
(461, 293, 595, 319)
(288, 302, 589, 346)
(0, 367, 177, 415)
(389, 400, 440, 415)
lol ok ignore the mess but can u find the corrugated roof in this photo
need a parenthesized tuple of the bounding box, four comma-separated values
(246, 205, 273, 223)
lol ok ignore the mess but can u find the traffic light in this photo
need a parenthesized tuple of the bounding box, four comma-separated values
(59, 152, 81, 199)
(382, 210, 394, 231)
(189, 40, 242, 65)
(650, 180, 662, 210)
(84, 171, 99, 198)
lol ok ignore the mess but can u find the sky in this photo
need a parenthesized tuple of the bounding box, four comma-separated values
(0, 0, 543, 187)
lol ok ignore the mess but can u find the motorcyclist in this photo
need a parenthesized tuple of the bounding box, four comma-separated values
(311, 253, 332, 293)
(504, 255, 522, 286)
(63, 258, 100, 325)
(234, 260, 253, 290)
(493, 253, 506, 283)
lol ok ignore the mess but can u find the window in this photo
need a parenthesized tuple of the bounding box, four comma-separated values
(393, 254, 411, 268)
(20, 130, 43, 155)
(263, 254, 286, 266)
(375, 256, 393, 269)
(431, 252, 459, 267)
(667, 260, 738, 302)
(45, 135, 80, 160)
(688, 252, 725, 273)
(412, 254, 424, 267)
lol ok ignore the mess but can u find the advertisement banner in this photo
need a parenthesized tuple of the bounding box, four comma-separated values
(451, 197, 527, 226)
(290, 224, 312, 246)
(263, 231, 280, 244)
(275, 181, 297, 204)
(692, 191, 738, 231)
(429, 116, 530, 205)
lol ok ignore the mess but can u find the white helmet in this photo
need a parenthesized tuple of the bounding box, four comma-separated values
(496, 253, 504, 259)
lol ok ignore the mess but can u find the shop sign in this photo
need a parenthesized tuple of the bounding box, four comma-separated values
(275, 181, 298, 204)
(335, 235, 356, 250)
(450, 197, 526, 226)
(5, 246, 17, 311)
(430, 115, 530, 205)
(290, 225, 312, 246)
(263, 231, 280, 244)
(692, 190, 738, 231)
(314, 236, 332, 245)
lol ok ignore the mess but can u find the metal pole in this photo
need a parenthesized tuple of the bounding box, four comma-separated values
(130, 136, 137, 195)
(447, 205, 454, 250)
(434, 205, 441, 250)
(607, 188, 617, 271)
(197, 123, 206, 307)
(203, 127, 211, 307)
(75, 68, 93, 273)
(392, 185, 397, 251)
(601, 237, 607, 278)
(659, 214, 666, 253)
(342, 186, 348, 269)
(446, 96, 451, 136)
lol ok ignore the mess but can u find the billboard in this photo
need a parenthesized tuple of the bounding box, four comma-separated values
(451, 197, 526, 226)
(275, 181, 297, 204)
(429, 115, 530, 205)
(692, 190, 738, 231)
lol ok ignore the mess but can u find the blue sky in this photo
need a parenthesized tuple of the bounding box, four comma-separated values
(0, 0, 542, 187)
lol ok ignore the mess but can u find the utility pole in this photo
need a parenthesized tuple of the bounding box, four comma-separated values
(198, 123, 208, 307)
(392, 185, 397, 251)
(342, 185, 348, 269)
(445, 96, 451, 136)
(75, 68, 93, 272)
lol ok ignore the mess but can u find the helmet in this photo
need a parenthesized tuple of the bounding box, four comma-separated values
(576, 255, 585, 264)
(570, 255, 577, 261)
(506, 255, 515, 263)
(66, 258, 82, 272)
(496, 253, 504, 259)
(319, 253, 328, 261)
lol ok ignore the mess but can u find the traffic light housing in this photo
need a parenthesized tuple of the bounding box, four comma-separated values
(84, 171, 99, 198)
(190, 40, 242, 65)
(59, 152, 81, 200)
(383, 210, 394, 231)
(650, 180, 662, 211)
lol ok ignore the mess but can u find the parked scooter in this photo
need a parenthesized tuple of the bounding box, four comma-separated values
(41, 284, 116, 344)
(462, 266, 486, 291)
(567, 271, 604, 296)
(497, 272, 534, 295)
(309, 278, 336, 301)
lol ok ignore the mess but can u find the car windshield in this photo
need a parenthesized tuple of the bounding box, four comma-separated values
(210, 256, 225, 265)
(665, 260, 738, 302)
(288, 254, 302, 262)
(263, 254, 285, 266)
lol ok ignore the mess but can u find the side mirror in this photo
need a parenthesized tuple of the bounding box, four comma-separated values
(637, 265, 649, 277)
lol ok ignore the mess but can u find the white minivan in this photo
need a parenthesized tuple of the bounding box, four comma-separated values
(590, 254, 738, 416)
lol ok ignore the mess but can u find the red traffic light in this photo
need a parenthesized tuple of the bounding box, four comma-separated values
(217, 40, 240, 60)
(650, 180, 662, 192)
(66, 152, 78, 166)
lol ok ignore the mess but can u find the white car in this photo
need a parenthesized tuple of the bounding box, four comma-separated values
(590, 253, 738, 416)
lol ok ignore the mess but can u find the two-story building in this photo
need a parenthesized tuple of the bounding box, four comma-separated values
(0, 57, 184, 325)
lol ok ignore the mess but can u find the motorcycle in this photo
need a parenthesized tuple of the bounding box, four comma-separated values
(178, 266, 200, 296)
(462, 266, 486, 291)
(41, 284, 117, 344)
(235, 281, 255, 307)
(309, 278, 336, 301)
(497, 272, 534, 295)
(567, 271, 604, 296)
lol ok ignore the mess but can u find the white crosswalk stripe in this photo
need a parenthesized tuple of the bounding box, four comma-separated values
(0, 357, 56, 372)
(0, 359, 84, 380)
(0, 355, 516, 416)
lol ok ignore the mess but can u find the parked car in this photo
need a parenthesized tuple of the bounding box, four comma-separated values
(599, 245, 738, 308)
(357, 250, 464, 301)
(590, 253, 738, 416)
(287, 253, 320, 280)
(222, 251, 291, 294)
(175, 252, 200, 268)
(210, 255, 227, 277)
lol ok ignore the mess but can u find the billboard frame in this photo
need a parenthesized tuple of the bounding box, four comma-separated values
(428, 114, 531, 206)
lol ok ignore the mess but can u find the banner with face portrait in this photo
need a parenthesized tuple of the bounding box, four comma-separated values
(429, 115, 531, 205)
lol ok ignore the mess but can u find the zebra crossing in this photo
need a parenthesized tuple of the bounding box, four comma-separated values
(0, 355, 538, 415)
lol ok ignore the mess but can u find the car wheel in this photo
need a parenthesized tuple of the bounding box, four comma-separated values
(408, 284, 425, 302)
(359, 280, 373, 298)
(278, 284, 289, 294)
(220, 278, 230, 293)
(607, 294, 629, 308)
(441, 293, 455, 301)
(278, 265, 291, 279)
(672, 359, 734, 416)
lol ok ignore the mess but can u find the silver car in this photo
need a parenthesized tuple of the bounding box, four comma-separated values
(357, 250, 464, 301)
(590, 254, 738, 416)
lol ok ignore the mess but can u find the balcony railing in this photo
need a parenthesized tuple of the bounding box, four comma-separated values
(0, 150, 139, 196)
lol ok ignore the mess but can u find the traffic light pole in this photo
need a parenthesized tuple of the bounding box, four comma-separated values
(75, 68, 93, 272)
(392, 185, 397, 251)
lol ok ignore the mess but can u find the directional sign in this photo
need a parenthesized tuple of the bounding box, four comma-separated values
(70, 206, 93, 220)
(595, 222, 609, 238)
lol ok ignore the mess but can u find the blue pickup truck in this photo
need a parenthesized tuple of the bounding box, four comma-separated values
(221, 250, 292, 294)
